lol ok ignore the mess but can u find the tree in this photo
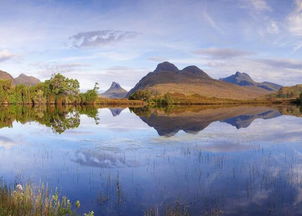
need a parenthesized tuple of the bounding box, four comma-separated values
(48, 73, 80, 96)
(0, 80, 13, 104)
(80, 82, 100, 104)
(129, 90, 152, 101)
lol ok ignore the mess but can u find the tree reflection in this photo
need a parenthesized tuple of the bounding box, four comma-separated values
(0, 105, 99, 133)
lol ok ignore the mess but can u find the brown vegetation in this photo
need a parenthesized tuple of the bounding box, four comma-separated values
(96, 97, 145, 106)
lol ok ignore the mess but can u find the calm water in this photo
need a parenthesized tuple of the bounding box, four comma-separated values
(1, 105, 302, 215)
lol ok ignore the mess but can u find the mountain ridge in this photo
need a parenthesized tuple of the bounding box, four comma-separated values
(220, 72, 282, 91)
(0, 70, 40, 86)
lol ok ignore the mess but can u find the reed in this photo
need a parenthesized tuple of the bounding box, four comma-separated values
(0, 184, 93, 216)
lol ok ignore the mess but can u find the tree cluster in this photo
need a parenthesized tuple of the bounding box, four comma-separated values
(0, 74, 99, 105)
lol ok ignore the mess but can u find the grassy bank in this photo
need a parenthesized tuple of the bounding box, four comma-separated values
(0, 184, 93, 216)
(96, 97, 145, 106)
(129, 90, 296, 106)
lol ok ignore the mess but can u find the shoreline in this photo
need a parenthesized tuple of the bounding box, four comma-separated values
(0, 96, 297, 107)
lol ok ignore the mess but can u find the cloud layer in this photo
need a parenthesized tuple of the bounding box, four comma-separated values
(193, 48, 254, 59)
(0, 50, 16, 62)
(69, 30, 139, 48)
(0, 0, 301, 89)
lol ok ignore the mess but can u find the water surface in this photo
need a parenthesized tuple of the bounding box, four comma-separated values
(0, 105, 302, 215)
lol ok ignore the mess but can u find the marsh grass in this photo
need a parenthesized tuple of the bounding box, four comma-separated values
(0, 184, 93, 216)
(144, 202, 191, 216)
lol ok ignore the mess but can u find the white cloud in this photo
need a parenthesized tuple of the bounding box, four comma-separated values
(34, 62, 89, 78)
(69, 30, 139, 48)
(257, 58, 302, 70)
(193, 48, 254, 59)
(267, 21, 280, 34)
(148, 56, 168, 62)
(202, 9, 224, 33)
(287, 0, 302, 50)
(246, 0, 272, 12)
(0, 50, 16, 62)
(288, 0, 302, 36)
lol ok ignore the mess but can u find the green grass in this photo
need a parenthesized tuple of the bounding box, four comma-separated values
(0, 184, 94, 216)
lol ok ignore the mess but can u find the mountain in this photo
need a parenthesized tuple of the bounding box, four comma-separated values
(14, 73, 40, 86)
(127, 62, 272, 100)
(0, 70, 40, 86)
(0, 70, 14, 83)
(220, 72, 282, 91)
(101, 82, 128, 98)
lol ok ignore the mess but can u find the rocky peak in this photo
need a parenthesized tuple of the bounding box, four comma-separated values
(220, 71, 281, 91)
(101, 82, 128, 99)
(154, 61, 179, 73)
(181, 66, 211, 79)
(18, 73, 27, 78)
(109, 81, 122, 89)
(14, 73, 40, 86)
(234, 72, 253, 80)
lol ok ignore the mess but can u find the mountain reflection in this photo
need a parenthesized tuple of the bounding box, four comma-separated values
(130, 105, 298, 136)
(109, 108, 125, 117)
(221, 109, 281, 129)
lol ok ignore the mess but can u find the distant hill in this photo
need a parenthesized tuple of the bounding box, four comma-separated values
(0, 70, 14, 83)
(101, 82, 128, 98)
(220, 72, 282, 91)
(127, 62, 272, 100)
(14, 73, 40, 86)
(0, 70, 40, 86)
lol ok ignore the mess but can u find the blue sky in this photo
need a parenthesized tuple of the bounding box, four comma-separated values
(0, 0, 301, 90)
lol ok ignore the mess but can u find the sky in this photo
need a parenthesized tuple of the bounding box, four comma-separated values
(0, 0, 301, 91)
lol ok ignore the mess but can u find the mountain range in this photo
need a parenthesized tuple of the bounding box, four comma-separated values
(0, 70, 40, 86)
(0, 63, 283, 101)
(127, 62, 278, 100)
(101, 82, 128, 98)
(220, 72, 282, 91)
